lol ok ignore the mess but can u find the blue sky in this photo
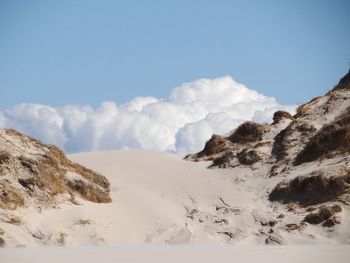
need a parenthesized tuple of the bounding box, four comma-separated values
(1, 0, 349, 109)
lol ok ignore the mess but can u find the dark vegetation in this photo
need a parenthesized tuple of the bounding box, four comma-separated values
(237, 149, 261, 165)
(197, 135, 228, 157)
(304, 205, 341, 225)
(295, 112, 350, 165)
(272, 111, 293, 124)
(269, 172, 350, 206)
(228, 121, 265, 144)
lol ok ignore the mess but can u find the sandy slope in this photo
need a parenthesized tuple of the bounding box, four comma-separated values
(1, 150, 349, 246)
(1, 150, 350, 262)
(67, 150, 255, 244)
(2, 245, 350, 263)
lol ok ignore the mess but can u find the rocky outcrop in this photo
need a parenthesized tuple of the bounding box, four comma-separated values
(0, 129, 111, 211)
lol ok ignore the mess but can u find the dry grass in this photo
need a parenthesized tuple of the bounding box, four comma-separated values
(295, 113, 350, 165)
(2, 215, 23, 225)
(0, 128, 112, 210)
(269, 172, 350, 206)
(47, 145, 110, 190)
(271, 124, 294, 161)
(37, 153, 68, 196)
(77, 219, 92, 225)
(295, 96, 322, 117)
(0, 183, 25, 210)
(0, 151, 11, 166)
(18, 155, 39, 175)
(197, 135, 229, 157)
(303, 205, 341, 225)
(67, 179, 112, 203)
(0, 237, 4, 247)
(296, 123, 317, 134)
(332, 68, 350, 91)
(0, 150, 12, 176)
(228, 121, 265, 144)
(210, 152, 234, 168)
(237, 149, 261, 165)
(272, 111, 293, 124)
(56, 232, 67, 246)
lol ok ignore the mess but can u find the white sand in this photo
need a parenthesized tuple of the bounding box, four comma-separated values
(66, 150, 255, 244)
(1, 150, 349, 246)
(1, 245, 349, 263)
(1, 150, 350, 261)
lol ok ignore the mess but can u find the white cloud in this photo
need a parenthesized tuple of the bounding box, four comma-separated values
(252, 105, 296, 124)
(0, 76, 296, 154)
(175, 112, 244, 154)
(3, 103, 67, 148)
(121, 96, 159, 112)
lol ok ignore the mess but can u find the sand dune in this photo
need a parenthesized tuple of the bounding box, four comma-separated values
(1, 149, 349, 246)
(67, 150, 255, 244)
(1, 149, 350, 261)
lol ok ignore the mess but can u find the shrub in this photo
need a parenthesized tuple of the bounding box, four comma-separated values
(272, 111, 293, 124)
(197, 135, 229, 157)
(269, 172, 350, 206)
(295, 113, 350, 165)
(228, 121, 265, 144)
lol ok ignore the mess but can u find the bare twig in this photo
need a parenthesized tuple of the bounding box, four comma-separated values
(213, 219, 228, 225)
(188, 195, 195, 204)
(219, 197, 230, 207)
(217, 231, 234, 239)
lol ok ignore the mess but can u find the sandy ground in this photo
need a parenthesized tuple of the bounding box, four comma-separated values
(1, 150, 349, 261)
(2, 150, 349, 245)
(2, 245, 350, 263)
(66, 150, 252, 244)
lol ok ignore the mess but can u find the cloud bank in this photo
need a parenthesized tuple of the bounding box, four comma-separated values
(0, 76, 296, 154)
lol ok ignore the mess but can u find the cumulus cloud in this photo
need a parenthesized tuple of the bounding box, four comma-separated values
(0, 76, 296, 154)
